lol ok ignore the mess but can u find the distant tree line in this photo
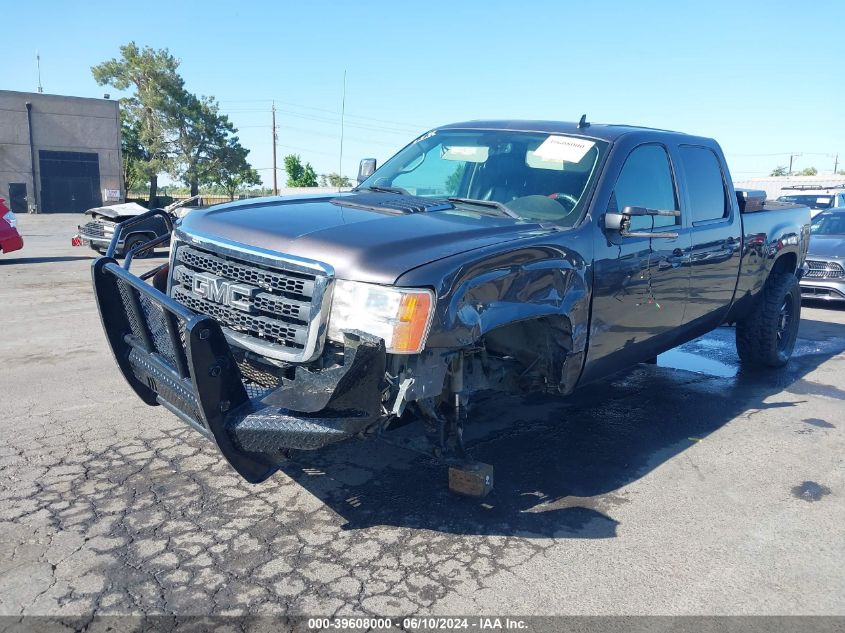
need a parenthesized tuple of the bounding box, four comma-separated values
(283, 155, 352, 188)
(770, 165, 820, 177)
(92, 43, 260, 203)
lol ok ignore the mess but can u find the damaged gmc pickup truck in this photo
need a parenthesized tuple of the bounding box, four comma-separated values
(93, 120, 810, 485)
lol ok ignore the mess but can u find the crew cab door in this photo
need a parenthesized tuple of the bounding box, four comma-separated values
(582, 142, 692, 382)
(676, 145, 742, 328)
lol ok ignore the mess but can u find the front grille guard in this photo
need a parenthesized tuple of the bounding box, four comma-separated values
(92, 257, 278, 483)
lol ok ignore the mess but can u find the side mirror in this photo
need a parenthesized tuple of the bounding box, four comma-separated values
(357, 158, 377, 184)
(605, 206, 680, 239)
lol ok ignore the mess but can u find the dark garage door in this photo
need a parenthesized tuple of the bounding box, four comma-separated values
(8, 183, 28, 214)
(39, 151, 102, 213)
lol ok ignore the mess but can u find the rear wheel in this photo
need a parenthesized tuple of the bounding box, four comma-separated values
(736, 272, 801, 367)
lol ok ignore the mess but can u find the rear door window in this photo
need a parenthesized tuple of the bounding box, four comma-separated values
(680, 146, 730, 223)
(612, 144, 679, 230)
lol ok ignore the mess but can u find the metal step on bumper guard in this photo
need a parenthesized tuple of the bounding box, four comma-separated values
(92, 225, 385, 484)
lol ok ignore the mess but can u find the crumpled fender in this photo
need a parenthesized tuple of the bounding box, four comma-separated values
(406, 241, 591, 357)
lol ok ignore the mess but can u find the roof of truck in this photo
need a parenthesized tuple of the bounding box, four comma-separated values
(435, 119, 690, 142)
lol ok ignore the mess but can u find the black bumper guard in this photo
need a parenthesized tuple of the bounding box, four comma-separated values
(92, 211, 386, 483)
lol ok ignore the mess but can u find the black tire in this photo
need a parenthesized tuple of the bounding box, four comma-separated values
(122, 234, 154, 259)
(736, 272, 801, 367)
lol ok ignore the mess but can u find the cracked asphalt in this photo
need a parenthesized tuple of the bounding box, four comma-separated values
(1, 214, 843, 616)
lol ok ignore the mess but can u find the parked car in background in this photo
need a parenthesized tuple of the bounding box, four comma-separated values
(777, 185, 845, 218)
(801, 208, 845, 302)
(73, 196, 205, 258)
(0, 198, 23, 255)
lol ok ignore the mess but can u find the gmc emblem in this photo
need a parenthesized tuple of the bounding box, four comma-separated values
(191, 272, 258, 312)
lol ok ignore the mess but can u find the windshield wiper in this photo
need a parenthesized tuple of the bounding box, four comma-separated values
(447, 197, 522, 220)
(355, 185, 409, 195)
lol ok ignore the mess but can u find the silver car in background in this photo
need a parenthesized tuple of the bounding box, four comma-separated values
(801, 209, 845, 302)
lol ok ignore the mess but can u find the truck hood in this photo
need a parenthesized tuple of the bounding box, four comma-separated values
(86, 202, 148, 220)
(808, 235, 845, 259)
(178, 194, 550, 284)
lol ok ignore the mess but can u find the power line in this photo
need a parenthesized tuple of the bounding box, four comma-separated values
(222, 108, 418, 136)
(269, 123, 402, 148)
(218, 97, 427, 130)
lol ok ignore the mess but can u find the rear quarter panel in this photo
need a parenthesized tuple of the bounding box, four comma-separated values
(727, 202, 810, 321)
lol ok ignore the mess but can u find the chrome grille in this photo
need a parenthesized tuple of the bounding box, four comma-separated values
(169, 242, 331, 362)
(805, 260, 845, 279)
(79, 220, 110, 239)
(176, 246, 315, 296)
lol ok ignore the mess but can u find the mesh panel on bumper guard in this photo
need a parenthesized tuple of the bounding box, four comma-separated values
(92, 257, 386, 483)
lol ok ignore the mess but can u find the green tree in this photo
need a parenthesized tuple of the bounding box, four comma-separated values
(445, 164, 466, 193)
(120, 111, 149, 193)
(769, 166, 788, 177)
(284, 154, 318, 187)
(92, 42, 186, 205)
(169, 94, 239, 196)
(209, 139, 261, 200)
(326, 173, 352, 187)
(800, 166, 818, 176)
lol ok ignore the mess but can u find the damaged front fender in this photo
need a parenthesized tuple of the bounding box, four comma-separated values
(397, 236, 593, 395)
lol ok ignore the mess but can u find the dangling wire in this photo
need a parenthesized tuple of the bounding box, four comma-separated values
(636, 214, 662, 310)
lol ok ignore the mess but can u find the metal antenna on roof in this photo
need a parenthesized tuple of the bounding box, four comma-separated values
(339, 69, 347, 189)
(36, 51, 43, 93)
(578, 114, 589, 129)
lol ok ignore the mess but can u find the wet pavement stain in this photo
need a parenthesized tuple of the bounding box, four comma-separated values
(791, 481, 832, 502)
(803, 417, 835, 429)
(657, 348, 737, 378)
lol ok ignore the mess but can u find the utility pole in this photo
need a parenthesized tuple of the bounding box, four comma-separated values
(271, 103, 278, 195)
(788, 153, 801, 176)
(834, 153, 839, 175)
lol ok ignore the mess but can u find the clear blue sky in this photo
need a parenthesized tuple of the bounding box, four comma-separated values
(3, 0, 843, 186)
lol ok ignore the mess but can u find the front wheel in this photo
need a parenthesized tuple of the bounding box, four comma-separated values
(122, 234, 154, 259)
(736, 272, 801, 367)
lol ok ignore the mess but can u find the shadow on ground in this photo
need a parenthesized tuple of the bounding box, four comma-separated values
(3, 318, 843, 614)
(0, 255, 93, 265)
(275, 321, 845, 538)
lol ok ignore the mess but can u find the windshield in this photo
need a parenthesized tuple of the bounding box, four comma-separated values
(778, 194, 834, 210)
(359, 129, 608, 226)
(810, 213, 845, 235)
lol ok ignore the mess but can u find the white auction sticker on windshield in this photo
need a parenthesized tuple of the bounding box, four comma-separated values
(533, 136, 595, 163)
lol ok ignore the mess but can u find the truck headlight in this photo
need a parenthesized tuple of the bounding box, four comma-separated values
(327, 280, 435, 354)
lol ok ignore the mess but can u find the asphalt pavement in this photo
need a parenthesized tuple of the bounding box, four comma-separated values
(0, 213, 843, 617)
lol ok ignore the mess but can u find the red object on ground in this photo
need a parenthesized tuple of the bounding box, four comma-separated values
(0, 198, 24, 255)
(71, 235, 82, 247)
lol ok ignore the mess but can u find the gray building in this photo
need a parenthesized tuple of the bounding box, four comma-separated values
(0, 90, 122, 213)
